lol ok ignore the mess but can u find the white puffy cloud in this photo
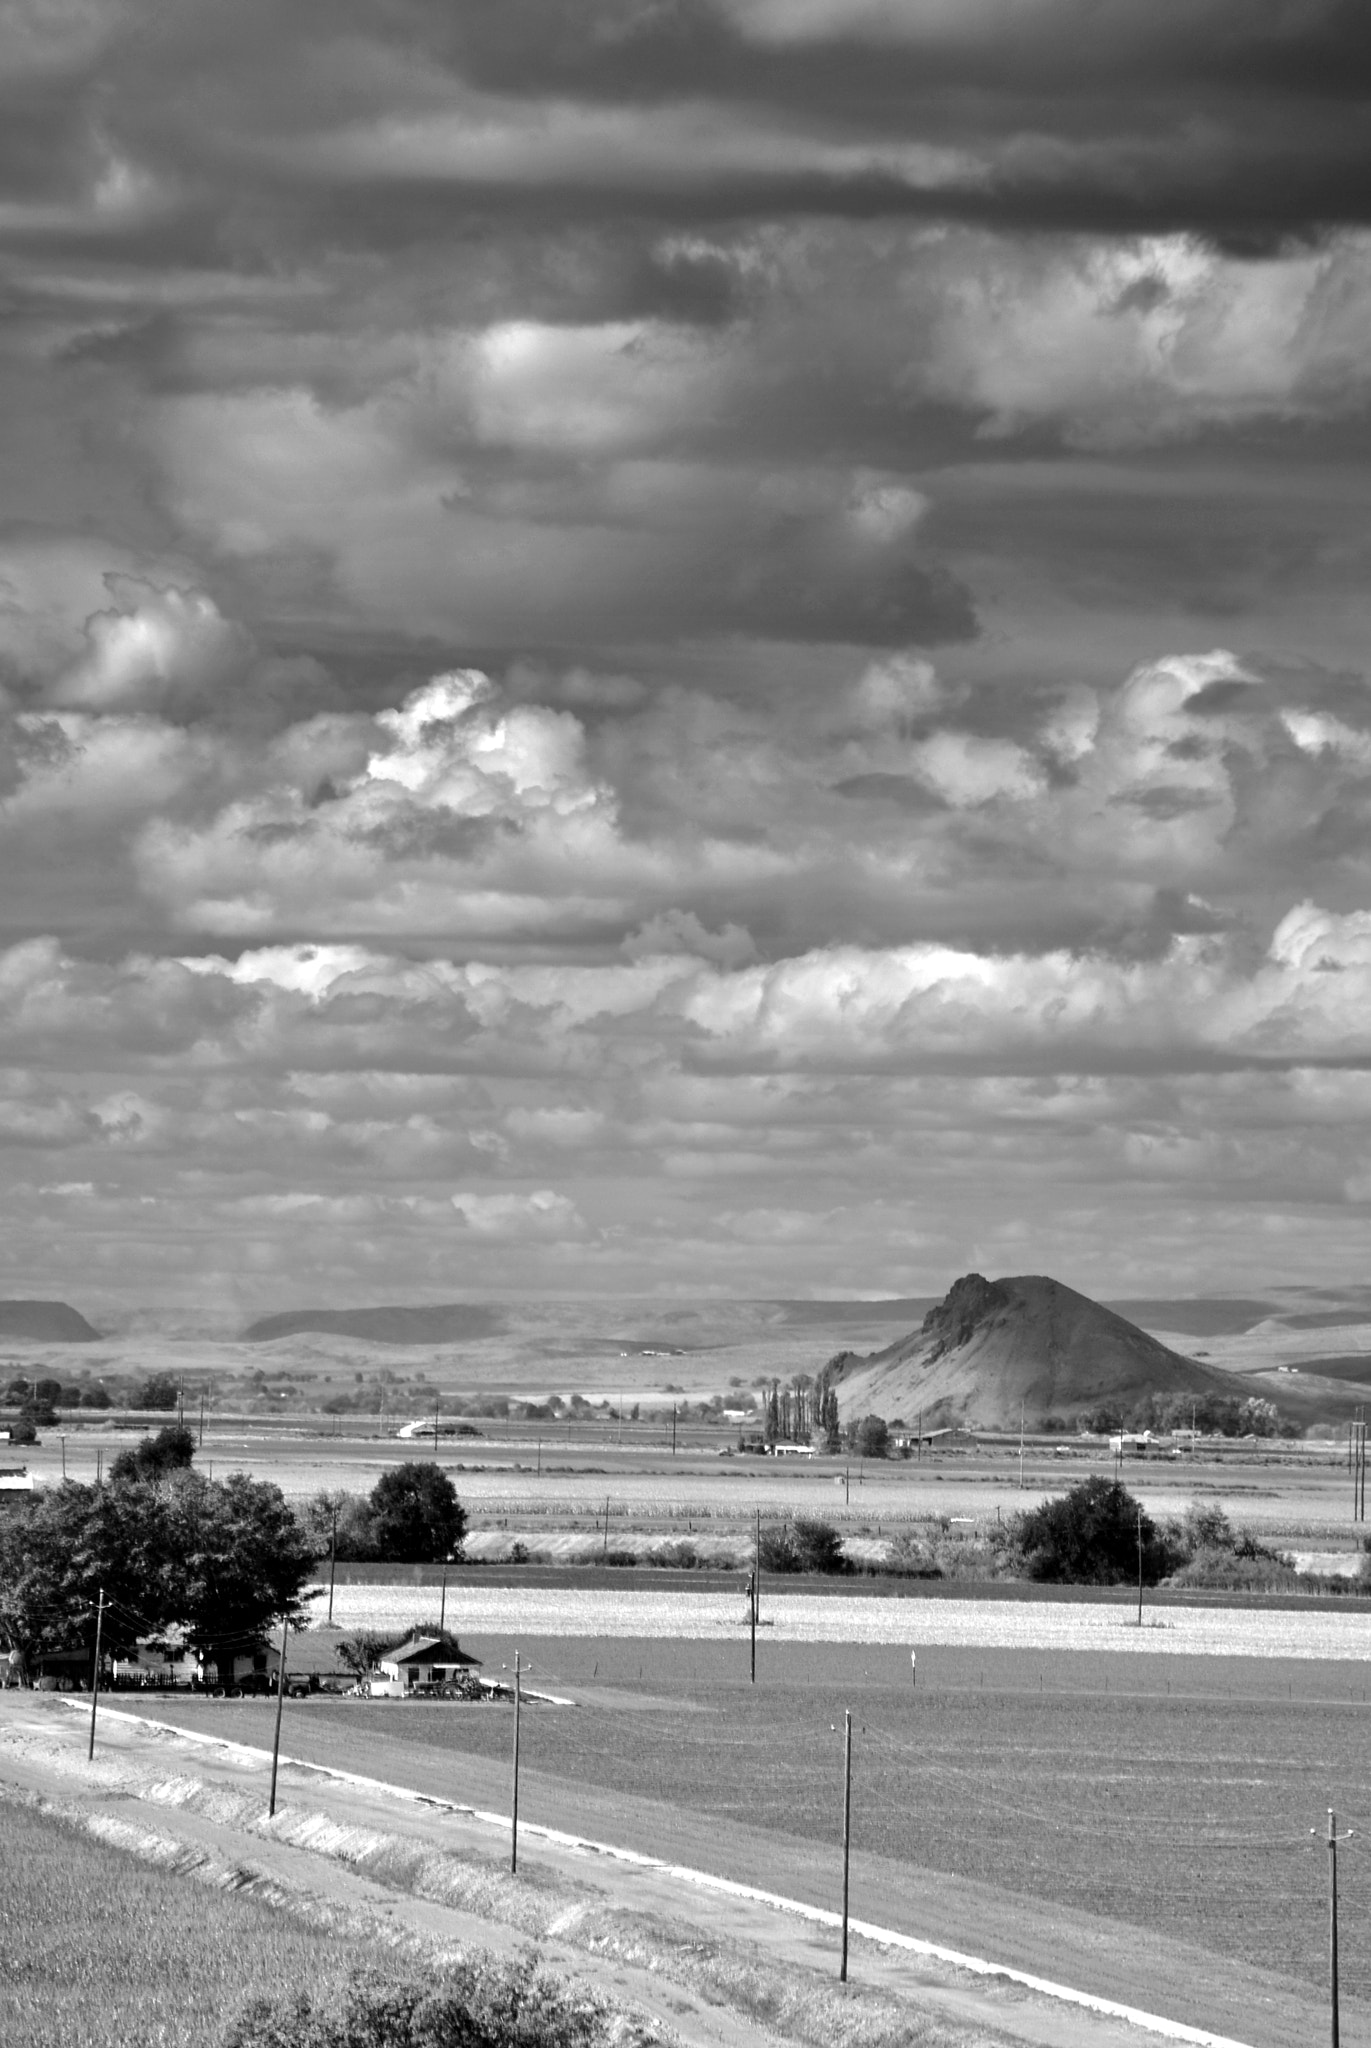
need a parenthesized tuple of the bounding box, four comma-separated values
(49, 579, 252, 713)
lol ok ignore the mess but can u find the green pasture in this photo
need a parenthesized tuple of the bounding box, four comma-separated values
(0, 1793, 366, 2047)
(125, 1637, 1371, 2009)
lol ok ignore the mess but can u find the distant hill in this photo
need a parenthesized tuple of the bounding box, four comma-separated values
(0, 1300, 100, 1342)
(829, 1272, 1239, 1430)
(242, 1304, 502, 1345)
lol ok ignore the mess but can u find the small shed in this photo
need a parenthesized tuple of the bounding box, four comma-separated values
(377, 1632, 475, 1692)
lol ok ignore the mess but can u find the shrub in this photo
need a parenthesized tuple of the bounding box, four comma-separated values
(109, 1423, 195, 1483)
(756, 1517, 846, 1574)
(223, 1956, 614, 2048)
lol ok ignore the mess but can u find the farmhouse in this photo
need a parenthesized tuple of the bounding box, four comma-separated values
(112, 1632, 199, 1689)
(768, 1441, 817, 1458)
(374, 1631, 475, 1693)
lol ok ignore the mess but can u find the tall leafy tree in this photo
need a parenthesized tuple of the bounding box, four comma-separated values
(0, 1471, 315, 1669)
(368, 1463, 466, 1563)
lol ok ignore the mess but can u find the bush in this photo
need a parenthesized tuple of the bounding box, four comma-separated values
(1011, 1477, 1180, 1586)
(223, 1957, 614, 2048)
(109, 1424, 195, 1484)
(756, 1517, 846, 1574)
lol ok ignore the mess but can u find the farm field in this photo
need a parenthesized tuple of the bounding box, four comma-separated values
(0, 1790, 362, 2047)
(309, 1580, 1371, 1656)
(120, 1637, 1371, 2025)
(17, 1425, 1370, 1547)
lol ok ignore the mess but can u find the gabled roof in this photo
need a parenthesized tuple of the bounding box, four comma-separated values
(383, 1633, 447, 1664)
(382, 1632, 475, 1666)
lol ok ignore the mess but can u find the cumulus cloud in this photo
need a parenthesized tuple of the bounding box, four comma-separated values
(8, 4, 1371, 1302)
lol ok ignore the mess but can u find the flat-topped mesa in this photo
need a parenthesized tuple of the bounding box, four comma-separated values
(0, 1300, 100, 1342)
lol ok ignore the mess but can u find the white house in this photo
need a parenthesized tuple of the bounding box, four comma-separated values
(372, 1632, 473, 1695)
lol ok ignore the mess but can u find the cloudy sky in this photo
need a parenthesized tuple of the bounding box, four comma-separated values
(6, 2, 1371, 1317)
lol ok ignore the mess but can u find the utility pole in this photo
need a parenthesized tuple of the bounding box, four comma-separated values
(536, 1438, 541, 1477)
(754, 1509, 761, 1626)
(87, 1588, 105, 1761)
(326, 1504, 338, 1627)
(844, 1464, 850, 1506)
(1018, 1402, 1024, 1491)
(1329, 1807, 1342, 2048)
(671, 1403, 677, 1456)
(198, 1388, 205, 1450)
(268, 1614, 289, 1818)
(602, 1495, 610, 1562)
(749, 1571, 756, 1684)
(1136, 1503, 1144, 1626)
(59, 1435, 66, 1479)
(839, 1709, 852, 1983)
(510, 1650, 522, 1874)
(433, 1397, 440, 1457)
(95, 1448, 102, 1488)
(439, 1555, 449, 1637)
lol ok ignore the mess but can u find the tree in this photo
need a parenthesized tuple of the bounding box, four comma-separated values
(334, 1629, 394, 1678)
(368, 1463, 466, 1563)
(109, 1423, 195, 1483)
(1011, 1476, 1178, 1586)
(302, 1488, 379, 1562)
(0, 1471, 315, 1671)
(853, 1414, 890, 1459)
(137, 1373, 180, 1410)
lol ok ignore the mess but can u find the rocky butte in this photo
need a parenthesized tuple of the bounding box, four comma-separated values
(827, 1272, 1242, 1431)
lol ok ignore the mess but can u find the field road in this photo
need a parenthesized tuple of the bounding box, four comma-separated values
(0, 1690, 1338, 2048)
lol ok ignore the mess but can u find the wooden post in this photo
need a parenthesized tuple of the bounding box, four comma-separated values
(268, 1614, 288, 1818)
(87, 1588, 105, 1761)
(840, 1709, 852, 1983)
(510, 1650, 522, 1874)
(326, 1504, 338, 1627)
(1329, 1807, 1340, 2048)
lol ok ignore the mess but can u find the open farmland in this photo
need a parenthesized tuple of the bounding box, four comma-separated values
(119, 1637, 1371, 2040)
(311, 1580, 1371, 1657)
(18, 1424, 1371, 1553)
(0, 1791, 362, 2047)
